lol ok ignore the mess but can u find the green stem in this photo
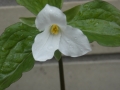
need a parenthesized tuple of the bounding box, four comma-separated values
(58, 57, 65, 90)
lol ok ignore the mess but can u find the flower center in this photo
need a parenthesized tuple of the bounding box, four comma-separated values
(50, 24, 59, 35)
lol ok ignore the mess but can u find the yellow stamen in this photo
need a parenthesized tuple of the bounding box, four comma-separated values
(50, 24, 59, 35)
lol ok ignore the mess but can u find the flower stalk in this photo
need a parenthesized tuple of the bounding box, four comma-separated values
(59, 57, 65, 90)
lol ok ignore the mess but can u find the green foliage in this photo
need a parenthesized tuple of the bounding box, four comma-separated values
(0, 23, 39, 90)
(16, 0, 63, 15)
(64, 5, 80, 22)
(20, 17, 35, 27)
(65, 0, 120, 46)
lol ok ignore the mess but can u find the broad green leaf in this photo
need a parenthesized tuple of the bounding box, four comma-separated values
(64, 5, 80, 22)
(0, 22, 39, 90)
(16, 0, 63, 15)
(54, 50, 62, 61)
(20, 17, 36, 27)
(67, 0, 120, 46)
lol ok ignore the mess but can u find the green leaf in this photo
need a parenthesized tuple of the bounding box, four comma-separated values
(0, 22, 39, 90)
(20, 17, 36, 27)
(54, 50, 62, 61)
(16, 0, 63, 15)
(64, 5, 80, 22)
(67, 0, 120, 46)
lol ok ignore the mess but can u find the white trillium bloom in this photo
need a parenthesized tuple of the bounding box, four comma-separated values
(32, 4, 91, 61)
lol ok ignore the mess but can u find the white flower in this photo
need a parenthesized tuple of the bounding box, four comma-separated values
(32, 4, 91, 61)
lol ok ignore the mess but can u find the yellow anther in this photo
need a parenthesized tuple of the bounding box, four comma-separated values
(50, 24, 59, 35)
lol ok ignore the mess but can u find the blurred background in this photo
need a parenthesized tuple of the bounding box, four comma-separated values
(0, 0, 120, 90)
(0, 0, 88, 6)
(0, 0, 119, 6)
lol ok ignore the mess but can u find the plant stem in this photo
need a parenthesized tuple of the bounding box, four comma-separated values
(58, 57, 65, 90)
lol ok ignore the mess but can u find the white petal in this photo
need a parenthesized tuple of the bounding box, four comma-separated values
(59, 25, 91, 57)
(32, 27, 61, 61)
(35, 4, 66, 31)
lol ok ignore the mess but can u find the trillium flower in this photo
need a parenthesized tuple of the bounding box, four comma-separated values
(32, 4, 91, 61)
